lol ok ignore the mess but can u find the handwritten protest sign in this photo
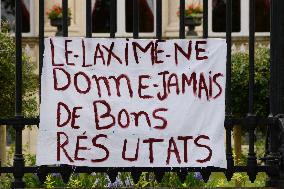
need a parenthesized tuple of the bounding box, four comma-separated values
(36, 37, 227, 168)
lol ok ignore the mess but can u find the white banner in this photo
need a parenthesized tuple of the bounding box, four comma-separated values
(37, 37, 227, 168)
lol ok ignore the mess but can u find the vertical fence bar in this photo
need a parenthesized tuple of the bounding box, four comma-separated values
(39, 0, 44, 102)
(62, 0, 68, 37)
(203, 0, 208, 38)
(269, 0, 279, 115)
(248, 0, 255, 115)
(266, 0, 276, 186)
(133, 0, 139, 38)
(15, 0, 22, 115)
(266, 0, 284, 187)
(247, 0, 257, 183)
(269, 0, 276, 116)
(225, 0, 234, 181)
(276, 1, 284, 115)
(12, 0, 25, 187)
(110, 0, 116, 38)
(226, 1, 232, 113)
(86, 0, 92, 37)
(267, 1, 277, 177)
(156, 0, 162, 39)
(179, 0, 185, 39)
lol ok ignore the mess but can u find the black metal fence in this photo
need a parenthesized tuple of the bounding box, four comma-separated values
(1, 0, 284, 188)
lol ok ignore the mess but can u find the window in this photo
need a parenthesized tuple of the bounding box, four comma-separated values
(92, 0, 116, 33)
(209, 0, 270, 36)
(255, 0, 270, 32)
(1, 0, 34, 35)
(91, 0, 155, 36)
(125, 0, 154, 33)
(212, 0, 240, 32)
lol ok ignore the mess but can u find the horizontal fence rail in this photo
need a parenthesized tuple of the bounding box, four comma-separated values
(0, 0, 284, 188)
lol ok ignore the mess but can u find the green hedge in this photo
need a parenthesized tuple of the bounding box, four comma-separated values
(231, 47, 270, 117)
(0, 23, 37, 118)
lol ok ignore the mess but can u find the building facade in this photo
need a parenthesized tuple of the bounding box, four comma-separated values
(1, 0, 271, 154)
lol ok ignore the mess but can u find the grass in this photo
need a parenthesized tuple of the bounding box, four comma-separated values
(204, 172, 266, 187)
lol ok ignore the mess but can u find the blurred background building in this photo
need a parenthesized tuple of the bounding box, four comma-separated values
(0, 0, 271, 154)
